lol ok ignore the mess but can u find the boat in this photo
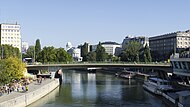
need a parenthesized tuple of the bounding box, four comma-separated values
(115, 71, 136, 79)
(143, 77, 173, 95)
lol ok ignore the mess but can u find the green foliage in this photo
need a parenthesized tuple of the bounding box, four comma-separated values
(112, 56, 120, 62)
(38, 46, 73, 63)
(55, 48, 73, 62)
(121, 41, 141, 62)
(25, 46, 35, 58)
(0, 45, 21, 59)
(81, 42, 89, 61)
(35, 39, 41, 62)
(87, 51, 96, 61)
(96, 42, 107, 61)
(0, 57, 26, 85)
(143, 44, 152, 63)
(39, 46, 56, 63)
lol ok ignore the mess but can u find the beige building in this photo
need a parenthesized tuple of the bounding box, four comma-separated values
(0, 23, 21, 51)
(149, 29, 190, 61)
(101, 41, 122, 56)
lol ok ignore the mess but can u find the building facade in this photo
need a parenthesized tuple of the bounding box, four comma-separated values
(122, 36, 149, 49)
(149, 29, 190, 61)
(66, 42, 82, 61)
(101, 41, 122, 56)
(0, 23, 21, 51)
(67, 47, 83, 61)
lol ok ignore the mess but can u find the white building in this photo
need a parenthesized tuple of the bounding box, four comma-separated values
(22, 41, 29, 53)
(66, 42, 83, 61)
(0, 23, 21, 51)
(122, 36, 149, 49)
(101, 41, 122, 56)
(66, 42, 72, 51)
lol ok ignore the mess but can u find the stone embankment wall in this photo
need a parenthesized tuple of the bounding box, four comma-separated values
(0, 79, 59, 107)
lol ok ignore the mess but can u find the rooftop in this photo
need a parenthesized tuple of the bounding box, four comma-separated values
(101, 41, 120, 45)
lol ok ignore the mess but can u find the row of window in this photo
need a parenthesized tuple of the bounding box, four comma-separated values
(1, 33, 20, 36)
(1, 40, 20, 43)
(151, 45, 189, 49)
(2, 25, 20, 29)
(177, 46, 189, 48)
(1, 29, 20, 32)
(2, 37, 20, 39)
(177, 37, 190, 40)
(177, 42, 190, 45)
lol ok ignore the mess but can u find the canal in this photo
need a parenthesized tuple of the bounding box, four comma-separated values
(28, 70, 168, 107)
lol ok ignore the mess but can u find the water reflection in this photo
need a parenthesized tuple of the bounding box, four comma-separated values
(28, 70, 167, 107)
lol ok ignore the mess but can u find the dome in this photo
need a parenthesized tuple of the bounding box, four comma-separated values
(66, 42, 72, 47)
(66, 42, 72, 51)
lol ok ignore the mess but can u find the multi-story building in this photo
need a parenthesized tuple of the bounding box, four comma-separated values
(122, 36, 149, 49)
(149, 29, 190, 61)
(0, 23, 21, 51)
(101, 41, 122, 56)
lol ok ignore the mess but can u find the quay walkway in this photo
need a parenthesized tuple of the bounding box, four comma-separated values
(0, 79, 59, 107)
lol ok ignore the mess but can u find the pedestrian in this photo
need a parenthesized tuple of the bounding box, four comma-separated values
(25, 85, 28, 92)
(22, 85, 25, 92)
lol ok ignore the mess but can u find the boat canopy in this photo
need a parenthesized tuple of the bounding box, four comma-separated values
(149, 77, 170, 83)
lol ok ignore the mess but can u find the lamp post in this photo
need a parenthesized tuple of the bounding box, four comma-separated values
(33, 45, 35, 63)
(1, 46, 3, 59)
(21, 38, 22, 61)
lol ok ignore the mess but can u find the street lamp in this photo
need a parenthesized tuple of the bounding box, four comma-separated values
(1, 46, 4, 59)
(33, 45, 35, 63)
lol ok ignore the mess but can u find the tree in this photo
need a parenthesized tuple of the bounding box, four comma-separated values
(35, 46, 73, 63)
(96, 42, 107, 61)
(35, 39, 41, 62)
(81, 42, 89, 61)
(39, 46, 56, 63)
(121, 41, 141, 62)
(0, 45, 20, 59)
(0, 57, 26, 85)
(55, 48, 73, 62)
(87, 51, 96, 61)
(25, 46, 35, 60)
(143, 44, 152, 63)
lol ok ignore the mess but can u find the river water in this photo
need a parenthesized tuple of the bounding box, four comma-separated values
(28, 70, 168, 107)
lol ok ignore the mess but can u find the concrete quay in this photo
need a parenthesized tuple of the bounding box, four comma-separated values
(0, 79, 59, 107)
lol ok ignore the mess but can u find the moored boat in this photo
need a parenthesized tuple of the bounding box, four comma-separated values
(115, 71, 136, 79)
(143, 77, 173, 95)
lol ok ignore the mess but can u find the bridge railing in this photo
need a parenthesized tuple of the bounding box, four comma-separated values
(27, 61, 170, 66)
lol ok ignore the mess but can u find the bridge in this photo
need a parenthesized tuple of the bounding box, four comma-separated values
(26, 63, 172, 73)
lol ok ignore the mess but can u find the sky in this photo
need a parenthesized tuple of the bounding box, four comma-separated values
(0, 0, 190, 48)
